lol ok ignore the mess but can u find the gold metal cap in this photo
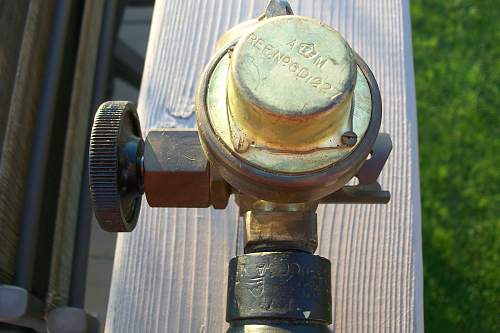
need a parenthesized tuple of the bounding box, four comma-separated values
(228, 15, 357, 149)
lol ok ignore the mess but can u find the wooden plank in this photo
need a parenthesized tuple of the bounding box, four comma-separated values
(106, 1, 423, 332)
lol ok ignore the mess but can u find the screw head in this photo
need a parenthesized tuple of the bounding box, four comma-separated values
(341, 130, 358, 147)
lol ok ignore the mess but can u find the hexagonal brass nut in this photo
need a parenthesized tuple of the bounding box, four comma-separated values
(144, 129, 211, 207)
(244, 210, 318, 253)
(210, 168, 231, 209)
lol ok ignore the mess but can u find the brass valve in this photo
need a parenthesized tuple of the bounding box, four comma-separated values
(89, 1, 391, 231)
(88, 2, 392, 332)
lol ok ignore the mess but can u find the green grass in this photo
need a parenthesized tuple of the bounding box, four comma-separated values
(411, 0, 499, 331)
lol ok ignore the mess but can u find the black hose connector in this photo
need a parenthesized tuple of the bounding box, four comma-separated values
(227, 252, 332, 332)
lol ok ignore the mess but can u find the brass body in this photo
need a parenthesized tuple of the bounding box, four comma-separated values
(204, 15, 374, 174)
(196, 13, 382, 202)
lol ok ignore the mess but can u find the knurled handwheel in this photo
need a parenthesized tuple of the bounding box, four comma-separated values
(89, 101, 144, 232)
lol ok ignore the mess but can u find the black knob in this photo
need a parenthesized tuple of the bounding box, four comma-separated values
(89, 101, 144, 232)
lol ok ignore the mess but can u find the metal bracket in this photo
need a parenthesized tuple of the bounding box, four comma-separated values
(0, 285, 100, 333)
(264, 0, 294, 18)
(321, 133, 393, 204)
(47, 307, 100, 333)
(0, 285, 45, 332)
(357, 133, 392, 185)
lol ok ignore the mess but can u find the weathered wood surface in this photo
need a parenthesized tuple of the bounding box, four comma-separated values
(106, 1, 423, 332)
